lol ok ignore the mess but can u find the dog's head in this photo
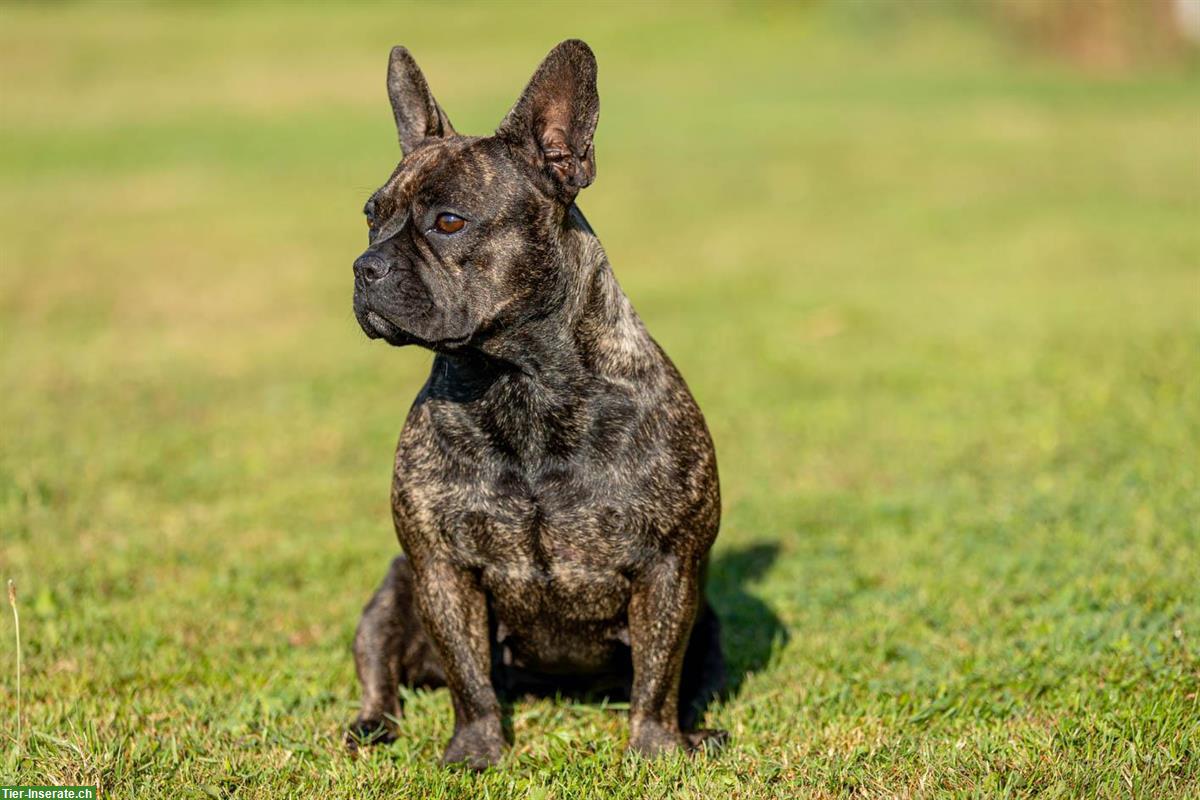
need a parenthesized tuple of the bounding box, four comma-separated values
(352, 40, 599, 351)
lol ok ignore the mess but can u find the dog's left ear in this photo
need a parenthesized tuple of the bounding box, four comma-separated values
(387, 46, 456, 155)
(496, 39, 599, 203)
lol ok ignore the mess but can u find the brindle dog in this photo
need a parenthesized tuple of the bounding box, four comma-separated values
(347, 39, 726, 769)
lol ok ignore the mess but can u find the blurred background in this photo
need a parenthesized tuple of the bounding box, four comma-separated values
(2, 2, 1198, 796)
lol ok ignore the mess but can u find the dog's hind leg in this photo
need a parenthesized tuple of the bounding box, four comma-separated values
(346, 554, 445, 750)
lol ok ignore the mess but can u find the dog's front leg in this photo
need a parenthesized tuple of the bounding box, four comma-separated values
(627, 553, 701, 757)
(412, 558, 503, 769)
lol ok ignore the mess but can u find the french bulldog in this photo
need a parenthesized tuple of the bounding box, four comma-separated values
(347, 39, 726, 769)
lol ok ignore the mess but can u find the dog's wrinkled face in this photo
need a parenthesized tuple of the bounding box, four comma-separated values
(352, 137, 556, 349)
(353, 42, 599, 351)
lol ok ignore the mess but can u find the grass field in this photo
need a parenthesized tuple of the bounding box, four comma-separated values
(1, 3, 1198, 798)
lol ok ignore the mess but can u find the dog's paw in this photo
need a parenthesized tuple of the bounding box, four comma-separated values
(685, 728, 729, 754)
(441, 716, 504, 771)
(629, 720, 729, 758)
(628, 719, 687, 758)
(345, 717, 397, 753)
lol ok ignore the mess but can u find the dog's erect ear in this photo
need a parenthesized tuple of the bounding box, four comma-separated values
(496, 39, 599, 202)
(387, 46, 455, 155)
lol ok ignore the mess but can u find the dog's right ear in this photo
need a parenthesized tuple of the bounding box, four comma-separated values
(387, 46, 456, 155)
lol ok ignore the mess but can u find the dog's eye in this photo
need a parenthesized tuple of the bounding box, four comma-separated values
(434, 213, 466, 235)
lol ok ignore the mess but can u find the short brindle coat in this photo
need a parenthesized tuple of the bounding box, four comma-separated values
(348, 39, 725, 768)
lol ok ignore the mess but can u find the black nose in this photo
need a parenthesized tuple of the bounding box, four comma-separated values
(353, 253, 391, 283)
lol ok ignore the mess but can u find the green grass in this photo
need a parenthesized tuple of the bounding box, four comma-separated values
(2, 2, 1198, 797)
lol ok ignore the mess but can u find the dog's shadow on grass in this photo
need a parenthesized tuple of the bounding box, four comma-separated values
(707, 542, 788, 700)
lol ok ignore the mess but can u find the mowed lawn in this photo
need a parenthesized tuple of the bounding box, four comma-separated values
(1, 3, 1198, 798)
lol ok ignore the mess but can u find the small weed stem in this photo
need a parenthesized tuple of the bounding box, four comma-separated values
(7, 579, 20, 752)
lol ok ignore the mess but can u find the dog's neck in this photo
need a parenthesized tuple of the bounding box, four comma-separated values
(433, 206, 660, 393)
(421, 207, 670, 463)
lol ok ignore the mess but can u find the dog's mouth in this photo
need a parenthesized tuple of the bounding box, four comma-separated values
(364, 310, 473, 352)
(365, 311, 400, 340)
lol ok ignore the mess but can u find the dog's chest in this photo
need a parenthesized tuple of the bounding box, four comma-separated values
(437, 464, 644, 623)
(397, 374, 676, 624)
